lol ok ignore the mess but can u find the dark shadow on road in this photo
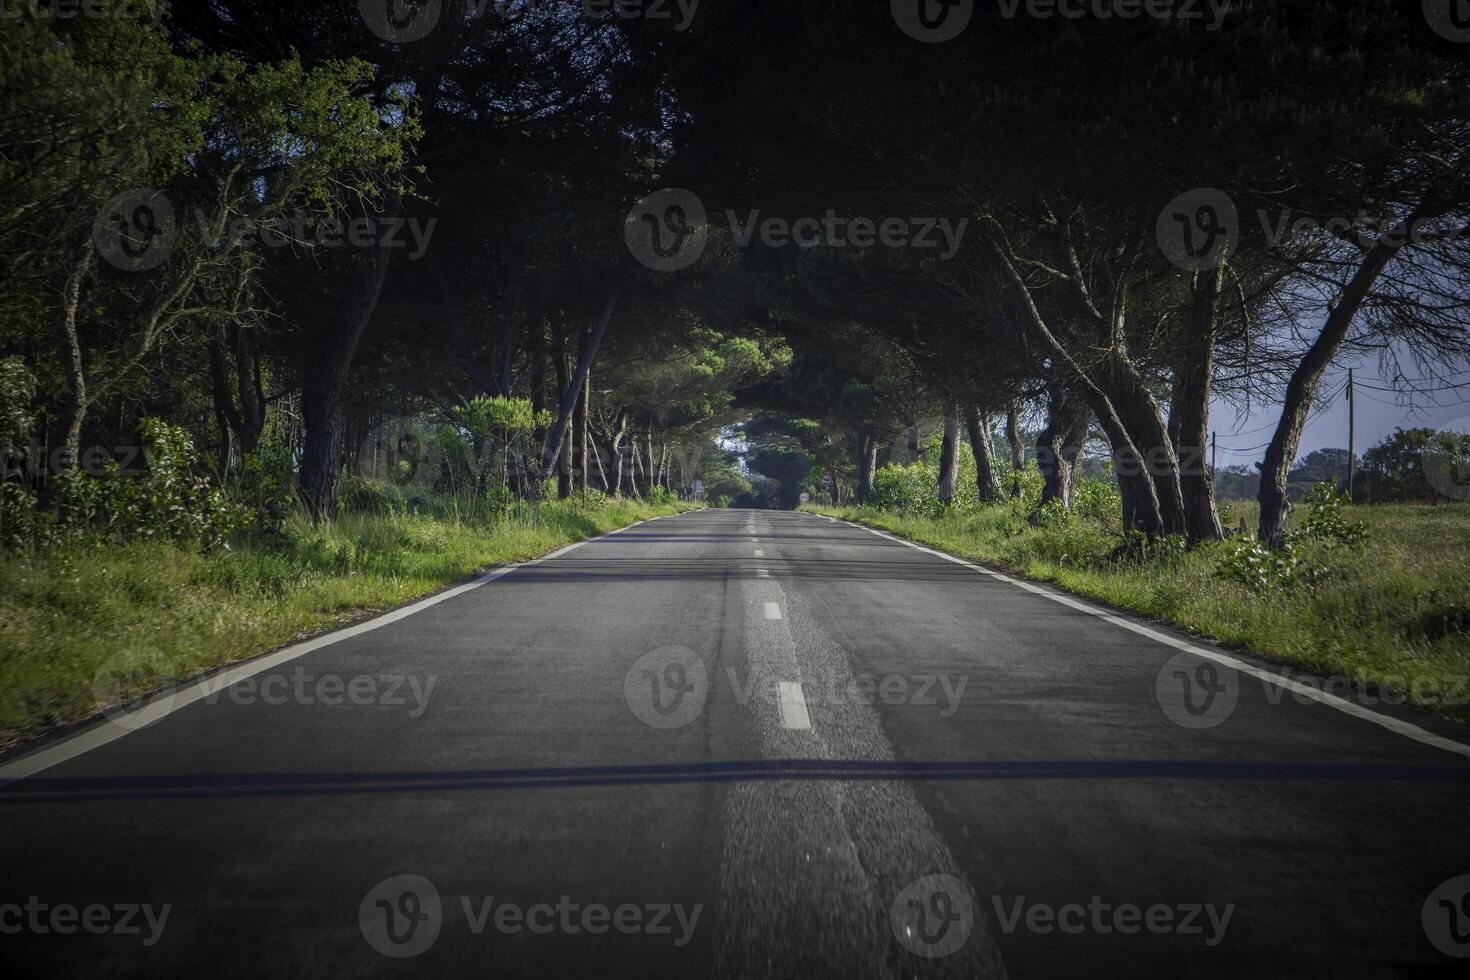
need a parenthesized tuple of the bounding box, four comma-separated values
(4, 759, 1467, 804)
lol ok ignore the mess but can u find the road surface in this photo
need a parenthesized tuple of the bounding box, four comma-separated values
(2, 509, 1468, 978)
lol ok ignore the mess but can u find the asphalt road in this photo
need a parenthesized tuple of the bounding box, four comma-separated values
(2, 508, 1469, 978)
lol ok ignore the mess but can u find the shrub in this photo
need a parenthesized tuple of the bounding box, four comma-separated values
(1212, 487, 1361, 594)
(869, 460, 941, 515)
(1296, 484, 1368, 547)
(339, 474, 399, 515)
(231, 438, 296, 526)
(1214, 539, 1320, 594)
(55, 419, 250, 550)
(1072, 477, 1122, 523)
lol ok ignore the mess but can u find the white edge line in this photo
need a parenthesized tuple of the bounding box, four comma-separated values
(0, 518, 655, 783)
(832, 517, 1470, 762)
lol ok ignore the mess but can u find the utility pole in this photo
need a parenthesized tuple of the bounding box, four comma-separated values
(1210, 430, 1216, 476)
(1346, 368, 1356, 501)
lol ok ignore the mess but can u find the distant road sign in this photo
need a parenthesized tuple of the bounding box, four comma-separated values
(799, 492, 811, 504)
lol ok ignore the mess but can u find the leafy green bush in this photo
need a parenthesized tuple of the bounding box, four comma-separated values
(869, 461, 938, 514)
(0, 356, 33, 452)
(1072, 477, 1123, 523)
(230, 438, 296, 526)
(1296, 484, 1368, 547)
(339, 474, 399, 515)
(1214, 485, 1365, 594)
(55, 419, 249, 550)
(1214, 539, 1318, 594)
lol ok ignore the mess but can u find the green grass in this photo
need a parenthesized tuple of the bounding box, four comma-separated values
(809, 499, 1470, 723)
(0, 497, 691, 750)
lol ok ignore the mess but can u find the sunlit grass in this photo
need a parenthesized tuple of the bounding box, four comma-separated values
(0, 497, 691, 749)
(809, 500, 1470, 722)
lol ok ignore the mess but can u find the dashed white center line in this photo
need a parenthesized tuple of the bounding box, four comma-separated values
(753, 549, 764, 558)
(776, 682, 812, 730)
(756, 568, 769, 578)
(763, 602, 782, 620)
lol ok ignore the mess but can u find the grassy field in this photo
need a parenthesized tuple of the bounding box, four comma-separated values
(0, 497, 691, 750)
(808, 499, 1470, 724)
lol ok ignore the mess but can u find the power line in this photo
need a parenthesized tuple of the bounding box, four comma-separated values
(1214, 441, 1273, 453)
(1356, 379, 1470, 394)
(1218, 380, 1346, 440)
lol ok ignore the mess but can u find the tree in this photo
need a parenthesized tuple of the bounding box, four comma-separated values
(1360, 428, 1470, 503)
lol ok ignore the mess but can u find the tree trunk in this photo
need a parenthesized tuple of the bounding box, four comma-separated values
(1258, 236, 1402, 547)
(1005, 401, 1024, 498)
(578, 367, 590, 498)
(937, 410, 959, 504)
(965, 409, 1001, 503)
(856, 434, 878, 503)
(537, 291, 617, 486)
(299, 216, 397, 522)
(590, 434, 610, 491)
(209, 325, 266, 464)
(551, 323, 572, 499)
(649, 426, 661, 493)
(58, 248, 94, 471)
(1095, 355, 1189, 537)
(1062, 413, 1089, 502)
(1036, 386, 1086, 510)
(610, 408, 628, 497)
(629, 437, 644, 499)
(1174, 265, 1225, 543)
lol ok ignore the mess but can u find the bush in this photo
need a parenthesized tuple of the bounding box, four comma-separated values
(1214, 539, 1323, 594)
(1296, 484, 1368, 547)
(54, 419, 250, 550)
(1214, 485, 1365, 594)
(1072, 477, 1123, 523)
(339, 474, 399, 515)
(231, 438, 296, 526)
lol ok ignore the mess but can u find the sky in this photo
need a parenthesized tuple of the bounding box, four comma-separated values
(1209, 351, 1470, 469)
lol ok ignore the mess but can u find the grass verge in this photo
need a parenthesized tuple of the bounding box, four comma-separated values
(808, 500, 1470, 724)
(0, 497, 691, 750)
